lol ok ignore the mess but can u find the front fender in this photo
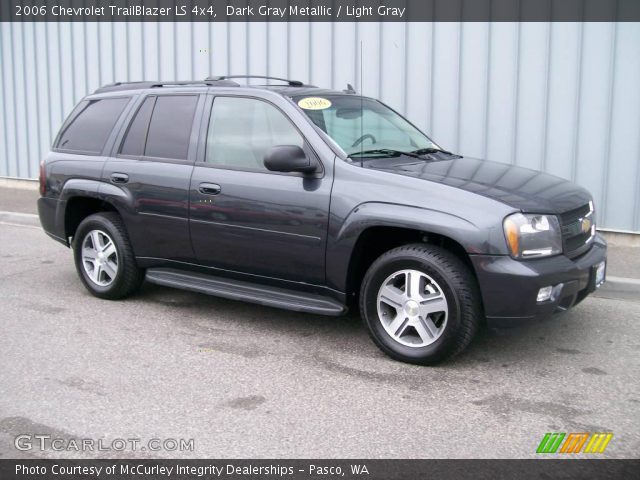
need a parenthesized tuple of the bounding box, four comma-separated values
(325, 201, 502, 293)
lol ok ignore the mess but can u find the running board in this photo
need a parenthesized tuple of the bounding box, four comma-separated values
(145, 268, 347, 316)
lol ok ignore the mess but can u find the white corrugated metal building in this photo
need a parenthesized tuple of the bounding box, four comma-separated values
(0, 21, 639, 232)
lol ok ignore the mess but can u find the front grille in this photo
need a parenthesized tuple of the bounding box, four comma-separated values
(559, 202, 594, 258)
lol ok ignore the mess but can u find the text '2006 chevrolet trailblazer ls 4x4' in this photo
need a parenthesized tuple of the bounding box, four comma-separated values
(38, 76, 607, 365)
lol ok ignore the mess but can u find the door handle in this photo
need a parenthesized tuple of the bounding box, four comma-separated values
(110, 173, 129, 184)
(198, 183, 221, 195)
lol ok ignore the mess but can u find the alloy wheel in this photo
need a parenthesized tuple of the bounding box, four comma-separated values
(376, 269, 449, 347)
(81, 229, 119, 287)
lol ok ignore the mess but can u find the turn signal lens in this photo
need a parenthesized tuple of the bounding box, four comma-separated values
(504, 217, 520, 257)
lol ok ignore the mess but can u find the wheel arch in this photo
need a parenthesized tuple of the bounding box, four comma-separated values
(327, 202, 485, 300)
(64, 196, 120, 244)
(58, 179, 131, 245)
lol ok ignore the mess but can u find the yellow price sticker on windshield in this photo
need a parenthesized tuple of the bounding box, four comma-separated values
(298, 97, 332, 110)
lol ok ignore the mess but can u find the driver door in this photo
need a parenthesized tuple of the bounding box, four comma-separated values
(188, 95, 331, 284)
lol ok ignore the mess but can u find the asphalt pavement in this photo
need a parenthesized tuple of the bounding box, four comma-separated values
(0, 214, 639, 459)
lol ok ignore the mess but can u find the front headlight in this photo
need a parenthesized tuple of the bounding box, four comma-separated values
(503, 213, 562, 259)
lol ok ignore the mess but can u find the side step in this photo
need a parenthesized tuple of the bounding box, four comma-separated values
(145, 268, 347, 316)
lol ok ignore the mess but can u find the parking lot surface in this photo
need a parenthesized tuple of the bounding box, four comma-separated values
(0, 221, 639, 459)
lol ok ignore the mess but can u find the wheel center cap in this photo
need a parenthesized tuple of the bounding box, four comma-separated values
(404, 300, 419, 317)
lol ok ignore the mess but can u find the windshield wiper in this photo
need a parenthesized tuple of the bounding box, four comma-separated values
(408, 147, 455, 156)
(348, 147, 460, 160)
(347, 148, 425, 159)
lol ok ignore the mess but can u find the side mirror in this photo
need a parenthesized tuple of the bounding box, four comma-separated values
(264, 145, 317, 174)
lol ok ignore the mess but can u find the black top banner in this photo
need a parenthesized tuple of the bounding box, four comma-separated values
(2, 0, 640, 22)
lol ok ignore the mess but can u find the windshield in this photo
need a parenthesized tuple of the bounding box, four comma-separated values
(294, 95, 439, 156)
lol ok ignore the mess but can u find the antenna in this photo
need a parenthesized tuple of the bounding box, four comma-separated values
(360, 41, 364, 168)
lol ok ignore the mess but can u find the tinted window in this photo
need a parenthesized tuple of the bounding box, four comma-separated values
(206, 97, 303, 171)
(145, 95, 198, 160)
(120, 97, 155, 156)
(56, 98, 129, 154)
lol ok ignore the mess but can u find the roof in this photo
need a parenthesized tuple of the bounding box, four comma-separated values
(92, 76, 355, 99)
(260, 85, 348, 98)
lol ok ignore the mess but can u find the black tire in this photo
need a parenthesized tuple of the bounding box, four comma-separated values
(359, 243, 482, 365)
(73, 212, 144, 300)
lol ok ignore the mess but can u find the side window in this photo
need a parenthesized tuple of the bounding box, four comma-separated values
(120, 96, 155, 157)
(56, 98, 129, 154)
(144, 95, 198, 160)
(205, 97, 304, 171)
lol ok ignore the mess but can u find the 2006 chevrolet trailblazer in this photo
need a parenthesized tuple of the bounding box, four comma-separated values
(37, 75, 607, 365)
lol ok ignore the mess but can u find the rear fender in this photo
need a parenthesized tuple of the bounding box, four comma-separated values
(55, 179, 133, 244)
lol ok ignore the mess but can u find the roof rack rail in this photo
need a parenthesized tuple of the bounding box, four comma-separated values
(206, 75, 305, 87)
(93, 79, 239, 94)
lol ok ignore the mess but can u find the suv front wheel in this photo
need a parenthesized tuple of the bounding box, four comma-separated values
(73, 212, 143, 300)
(360, 243, 482, 365)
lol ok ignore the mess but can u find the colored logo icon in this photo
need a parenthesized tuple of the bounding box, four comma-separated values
(537, 432, 613, 454)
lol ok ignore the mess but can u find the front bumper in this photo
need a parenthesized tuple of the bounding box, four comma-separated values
(470, 234, 607, 326)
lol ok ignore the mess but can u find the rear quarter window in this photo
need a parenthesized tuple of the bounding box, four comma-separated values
(55, 97, 130, 154)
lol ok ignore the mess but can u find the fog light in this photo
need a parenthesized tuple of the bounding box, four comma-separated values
(537, 286, 553, 302)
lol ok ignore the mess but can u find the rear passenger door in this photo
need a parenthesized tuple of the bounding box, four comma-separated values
(103, 93, 205, 262)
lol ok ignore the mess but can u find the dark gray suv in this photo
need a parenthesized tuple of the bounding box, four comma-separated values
(38, 75, 607, 365)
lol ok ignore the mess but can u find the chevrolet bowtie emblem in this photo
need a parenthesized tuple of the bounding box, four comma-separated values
(581, 217, 592, 234)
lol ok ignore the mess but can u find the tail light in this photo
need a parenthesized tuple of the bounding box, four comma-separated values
(39, 161, 46, 196)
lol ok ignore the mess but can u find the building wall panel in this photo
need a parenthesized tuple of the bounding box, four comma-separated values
(0, 21, 639, 232)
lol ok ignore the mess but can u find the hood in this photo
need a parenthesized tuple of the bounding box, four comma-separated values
(364, 155, 592, 214)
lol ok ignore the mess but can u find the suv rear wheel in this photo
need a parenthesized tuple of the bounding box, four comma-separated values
(73, 212, 143, 299)
(360, 243, 482, 365)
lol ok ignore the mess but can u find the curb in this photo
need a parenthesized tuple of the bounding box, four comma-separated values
(1, 210, 638, 302)
(593, 276, 640, 303)
(0, 210, 41, 228)
(0, 177, 38, 190)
